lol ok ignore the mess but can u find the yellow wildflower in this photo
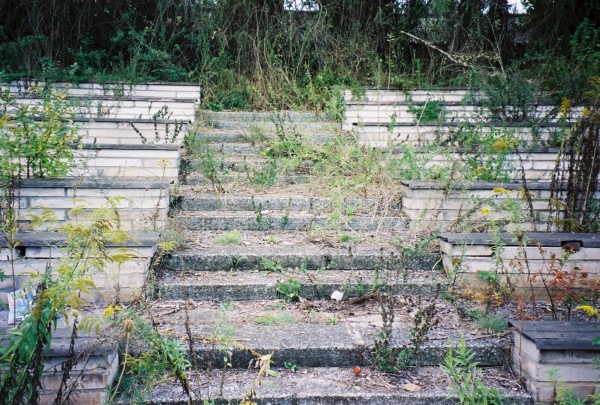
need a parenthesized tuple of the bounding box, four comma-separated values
(560, 98, 572, 116)
(492, 139, 511, 153)
(576, 305, 598, 318)
(582, 107, 591, 117)
(481, 207, 492, 215)
(103, 305, 115, 318)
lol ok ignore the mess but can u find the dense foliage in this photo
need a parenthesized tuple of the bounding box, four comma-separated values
(0, 0, 598, 108)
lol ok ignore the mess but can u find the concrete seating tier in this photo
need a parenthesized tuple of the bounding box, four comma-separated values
(13, 178, 170, 232)
(511, 320, 600, 403)
(401, 181, 577, 230)
(3, 80, 201, 100)
(394, 147, 560, 182)
(11, 95, 196, 121)
(73, 117, 188, 145)
(0, 325, 119, 404)
(358, 122, 570, 147)
(0, 232, 158, 303)
(73, 143, 181, 181)
(439, 232, 600, 289)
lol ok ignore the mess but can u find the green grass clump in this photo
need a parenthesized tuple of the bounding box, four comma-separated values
(254, 312, 296, 325)
(474, 312, 508, 333)
(215, 230, 242, 246)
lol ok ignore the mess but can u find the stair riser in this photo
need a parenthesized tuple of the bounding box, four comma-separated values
(181, 174, 310, 186)
(165, 253, 438, 272)
(207, 122, 338, 131)
(175, 216, 407, 231)
(196, 132, 336, 144)
(176, 197, 395, 212)
(186, 343, 506, 369)
(158, 282, 437, 301)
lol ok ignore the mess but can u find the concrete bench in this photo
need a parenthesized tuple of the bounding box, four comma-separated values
(73, 117, 189, 145)
(394, 147, 560, 182)
(0, 231, 158, 303)
(439, 232, 600, 293)
(3, 80, 201, 100)
(72, 143, 181, 181)
(354, 122, 570, 146)
(13, 178, 170, 232)
(0, 324, 118, 404)
(511, 320, 600, 403)
(401, 181, 576, 230)
(12, 95, 197, 121)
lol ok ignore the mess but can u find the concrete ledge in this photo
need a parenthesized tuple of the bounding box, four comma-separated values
(0, 231, 158, 303)
(0, 325, 119, 405)
(511, 321, 600, 403)
(11, 178, 171, 232)
(3, 80, 201, 100)
(439, 232, 600, 292)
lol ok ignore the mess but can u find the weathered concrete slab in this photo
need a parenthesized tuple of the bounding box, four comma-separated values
(165, 243, 437, 272)
(158, 269, 441, 301)
(150, 366, 532, 405)
(174, 193, 396, 212)
(175, 211, 408, 231)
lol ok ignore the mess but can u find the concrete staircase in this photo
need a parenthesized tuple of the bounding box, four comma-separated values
(148, 110, 532, 403)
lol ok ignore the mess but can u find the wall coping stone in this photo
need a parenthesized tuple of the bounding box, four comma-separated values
(80, 143, 181, 151)
(15, 94, 198, 103)
(17, 178, 168, 189)
(510, 320, 600, 350)
(402, 180, 556, 191)
(394, 146, 561, 154)
(353, 121, 573, 128)
(439, 232, 600, 248)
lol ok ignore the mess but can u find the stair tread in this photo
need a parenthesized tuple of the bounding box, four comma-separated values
(148, 298, 510, 368)
(151, 365, 530, 404)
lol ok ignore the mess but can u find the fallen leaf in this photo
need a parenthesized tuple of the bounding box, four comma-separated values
(402, 383, 422, 392)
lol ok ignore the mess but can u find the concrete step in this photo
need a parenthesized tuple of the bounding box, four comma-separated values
(174, 211, 408, 231)
(157, 269, 442, 301)
(164, 231, 438, 272)
(199, 110, 330, 123)
(147, 299, 511, 368)
(181, 172, 311, 186)
(205, 142, 263, 155)
(195, 129, 337, 144)
(150, 365, 531, 404)
(172, 193, 399, 213)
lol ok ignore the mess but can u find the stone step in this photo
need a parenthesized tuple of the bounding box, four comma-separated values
(157, 269, 441, 301)
(205, 142, 263, 155)
(173, 193, 399, 212)
(199, 110, 329, 123)
(147, 299, 510, 368)
(343, 88, 477, 104)
(174, 211, 408, 231)
(181, 172, 311, 186)
(150, 365, 531, 404)
(164, 231, 438, 272)
(195, 129, 337, 144)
